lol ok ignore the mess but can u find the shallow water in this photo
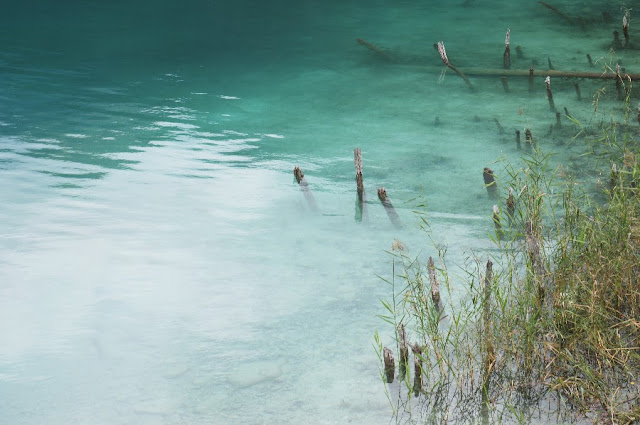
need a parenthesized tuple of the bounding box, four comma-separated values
(0, 1, 631, 423)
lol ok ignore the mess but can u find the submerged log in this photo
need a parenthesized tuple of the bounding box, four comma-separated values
(383, 347, 395, 383)
(293, 166, 319, 212)
(398, 64, 640, 81)
(356, 38, 394, 62)
(378, 188, 402, 229)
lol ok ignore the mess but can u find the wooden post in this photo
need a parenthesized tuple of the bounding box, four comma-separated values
(525, 129, 533, 152)
(528, 66, 534, 93)
(586, 53, 594, 67)
(492, 205, 502, 239)
(354, 148, 367, 222)
(427, 256, 441, 309)
(545, 76, 556, 111)
(411, 344, 423, 397)
(383, 347, 395, 383)
(378, 188, 402, 229)
(503, 29, 511, 69)
(293, 166, 319, 212)
(616, 63, 623, 101)
(555, 112, 562, 129)
(574, 82, 582, 100)
(493, 118, 505, 134)
(614, 30, 621, 47)
(516, 130, 521, 150)
(500, 77, 509, 93)
(547, 57, 554, 70)
(507, 187, 515, 224)
(483, 168, 498, 198)
(623, 15, 630, 47)
(397, 323, 409, 380)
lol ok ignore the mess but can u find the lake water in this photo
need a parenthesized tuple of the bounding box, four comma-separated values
(0, 1, 628, 423)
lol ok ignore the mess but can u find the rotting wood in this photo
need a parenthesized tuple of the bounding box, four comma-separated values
(293, 166, 319, 212)
(397, 323, 409, 380)
(503, 29, 511, 69)
(378, 187, 402, 229)
(507, 187, 515, 223)
(436, 41, 475, 90)
(410, 344, 423, 397)
(483, 168, 498, 198)
(574, 82, 582, 100)
(538, 1, 572, 24)
(383, 347, 395, 383)
(356, 38, 394, 62)
(427, 256, 441, 309)
(354, 148, 367, 222)
(545, 76, 556, 111)
(492, 205, 502, 239)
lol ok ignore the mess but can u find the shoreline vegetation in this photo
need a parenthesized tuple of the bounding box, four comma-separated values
(370, 4, 640, 424)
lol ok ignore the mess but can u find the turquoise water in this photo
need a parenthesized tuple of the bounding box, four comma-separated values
(0, 1, 629, 423)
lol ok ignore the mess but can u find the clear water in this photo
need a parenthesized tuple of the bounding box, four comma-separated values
(0, 1, 628, 423)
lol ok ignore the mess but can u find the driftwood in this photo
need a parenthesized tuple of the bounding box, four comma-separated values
(293, 166, 319, 212)
(378, 188, 402, 229)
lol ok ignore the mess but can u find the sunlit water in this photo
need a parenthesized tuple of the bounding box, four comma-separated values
(0, 1, 628, 423)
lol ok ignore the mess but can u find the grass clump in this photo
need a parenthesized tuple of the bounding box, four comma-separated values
(376, 124, 640, 424)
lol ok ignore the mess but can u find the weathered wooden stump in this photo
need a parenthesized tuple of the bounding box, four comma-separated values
(354, 148, 367, 222)
(483, 168, 498, 198)
(427, 256, 441, 309)
(397, 323, 409, 380)
(507, 187, 515, 223)
(293, 166, 319, 212)
(383, 347, 395, 383)
(410, 344, 423, 397)
(492, 205, 502, 239)
(545, 76, 556, 111)
(378, 188, 402, 229)
(503, 29, 511, 69)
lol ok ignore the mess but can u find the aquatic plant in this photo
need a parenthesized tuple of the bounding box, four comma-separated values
(376, 106, 640, 425)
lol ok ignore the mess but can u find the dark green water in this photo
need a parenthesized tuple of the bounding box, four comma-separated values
(0, 1, 630, 423)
